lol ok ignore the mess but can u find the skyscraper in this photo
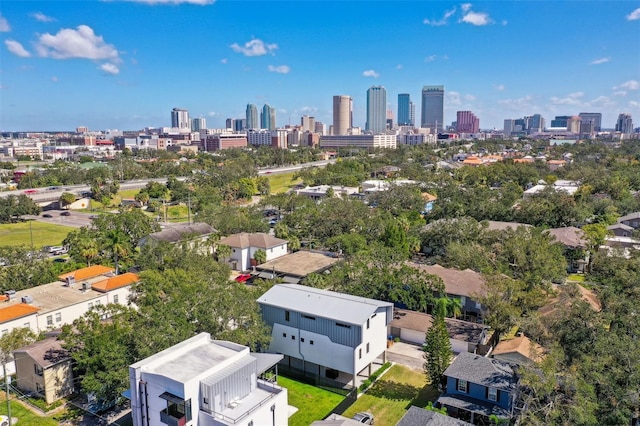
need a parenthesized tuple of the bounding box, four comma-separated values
(260, 104, 276, 130)
(409, 102, 415, 127)
(301, 115, 315, 132)
(333, 95, 352, 136)
(191, 117, 206, 132)
(456, 111, 479, 133)
(366, 86, 387, 134)
(171, 108, 190, 130)
(616, 113, 633, 134)
(398, 93, 411, 126)
(579, 112, 602, 132)
(526, 114, 545, 133)
(504, 119, 515, 135)
(246, 104, 259, 130)
(421, 86, 444, 132)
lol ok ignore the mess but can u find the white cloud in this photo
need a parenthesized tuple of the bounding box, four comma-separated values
(447, 91, 462, 106)
(300, 106, 318, 113)
(5, 40, 31, 57)
(220, 58, 227, 64)
(614, 80, 639, 91)
(461, 3, 472, 12)
(464, 94, 476, 101)
(550, 92, 584, 105)
(31, 12, 55, 22)
(425, 55, 437, 62)
(494, 84, 505, 91)
(36, 25, 119, 61)
(123, 0, 214, 4)
(230, 39, 277, 56)
(51, 76, 58, 82)
(362, 69, 379, 78)
(498, 95, 534, 109)
(590, 57, 610, 65)
(99, 62, 120, 75)
(396, 64, 403, 70)
(629, 101, 640, 108)
(626, 7, 640, 21)
(423, 7, 456, 26)
(207, 111, 219, 117)
(0, 15, 10, 32)
(462, 11, 492, 26)
(267, 64, 290, 74)
(502, 20, 508, 26)
(614, 91, 627, 97)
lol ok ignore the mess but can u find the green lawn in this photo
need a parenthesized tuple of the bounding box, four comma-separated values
(90, 188, 141, 210)
(342, 364, 440, 426)
(268, 172, 303, 194)
(567, 273, 585, 283)
(0, 397, 59, 426)
(0, 221, 75, 248)
(277, 376, 344, 426)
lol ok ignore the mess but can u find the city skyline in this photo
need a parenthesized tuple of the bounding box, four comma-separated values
(1, 1, 639, 131)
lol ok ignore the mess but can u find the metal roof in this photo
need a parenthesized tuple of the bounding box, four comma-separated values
(257, 284, 393, 326)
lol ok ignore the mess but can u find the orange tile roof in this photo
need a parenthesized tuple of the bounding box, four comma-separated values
(0, 303, 40, 323)
(58, 265, 114, 282)
(0, 295, 8, 302)
(91, 272, 139, 293)
(463, 157, 483, 165)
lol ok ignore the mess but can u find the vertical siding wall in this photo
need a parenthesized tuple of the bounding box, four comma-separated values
(261, 305, 362, 347)
(200, 360, 256, 413)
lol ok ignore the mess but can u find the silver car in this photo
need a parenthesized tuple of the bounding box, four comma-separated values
(352, 412, 374, 425)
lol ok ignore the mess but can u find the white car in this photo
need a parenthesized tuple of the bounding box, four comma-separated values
(352, 412, 374, 424)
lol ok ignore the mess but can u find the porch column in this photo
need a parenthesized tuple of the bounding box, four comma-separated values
(368, 363, 372, 376)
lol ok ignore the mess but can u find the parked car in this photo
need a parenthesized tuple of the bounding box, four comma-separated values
(42, 213, 53, 218)
(352, 412, 374, 424)
(60, 211, 71, 216)
(235, 274, 252, 283)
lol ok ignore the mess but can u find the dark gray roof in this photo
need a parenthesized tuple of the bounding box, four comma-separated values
(618, 212, 640, 222)
(13, 337, 70, 368)
(437, 394, 511, 418)
(396, 406, 472, 426)
(608, 223, 634, 231)
(145, 222, 216, 243)
(257, 284, 393, 326)
(443, 352, 517, 392)
(545, 227, 587, 248)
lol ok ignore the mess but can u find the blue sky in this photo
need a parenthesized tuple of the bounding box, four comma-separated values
(1, 1, 639, 132)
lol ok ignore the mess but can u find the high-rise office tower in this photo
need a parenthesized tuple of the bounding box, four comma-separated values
(616, 113, 634, 134)
(171, 108, 190, 129)
(301, 115, 315, 132)
(456, 111, 479, 133)
(526, 114, 545, 133)
(246, 104, 259, 130)
(333, 95, 352, 135)
(398, 94, 411, 126)
(191, 117, 206, 132)
(235, 119, 246, 132)
(421, 86, 444, 132)
(504, 119, 515, 135)
(567, 116, 581, 133)
(261, 104, 276, 130)
(366, 86, 387, 134)
(579, 112, 602, 132)
(409, 102, 415, 127)
(550, 116, 571, 128)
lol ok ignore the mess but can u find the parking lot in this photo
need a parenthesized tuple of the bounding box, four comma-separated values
(26, 210, 95, 228)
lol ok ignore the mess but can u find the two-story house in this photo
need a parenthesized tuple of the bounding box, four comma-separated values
(410, 264, 487, 323)
(437, 352, 519, 424)
(139, 223, 217, 255)
(617, 212, 640, 230)
(129, 332, 288, 426)
(218, 233, 288, 272)
(257, 284, 393, 389)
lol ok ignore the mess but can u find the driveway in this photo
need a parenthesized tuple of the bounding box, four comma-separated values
(386, 341, 425, 371)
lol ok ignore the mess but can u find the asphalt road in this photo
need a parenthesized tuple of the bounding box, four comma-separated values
(26, 210, 95, 228)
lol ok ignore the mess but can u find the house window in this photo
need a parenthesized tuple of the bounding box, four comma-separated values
(488, 387, 498, 401)
(366, 343, 370, 353)
(34, 364, 43, 376)
(302, 315, 315, 320)
(366, 318, 370, 329)
(203, 397, 208, 405)
(291, 335, 295, 340)
(24, 323, 30, 328)
(457, 379, 468, 393)
(310, 340, 314, 345)
(55, 313, 61, 322)
(113, 294, 119, 304)
(336, 322, 351, 329)
(46, 315, 53, 326)
(282, 333, 287, 338)
(285, 311, 290, 321)
(359, 348, 362, 359)
(460, 296, 466, 305)
(301, 338, 305, 343)
(88, 302, 93, 309)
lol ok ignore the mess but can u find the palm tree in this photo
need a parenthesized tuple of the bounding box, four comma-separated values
(447, 297, 463, 319)
(105, 230, 128, 274)
(79, 239, 99, 266)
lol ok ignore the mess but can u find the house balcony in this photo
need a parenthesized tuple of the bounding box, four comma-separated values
(159, 392, 191, 426)
(160, 407, 187, 426)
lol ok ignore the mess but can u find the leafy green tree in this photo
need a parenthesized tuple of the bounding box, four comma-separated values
(423, 299, 452, 387)
(0, 328, 38, 365)
(60, 192, 77, 208)
(103, 230, 129, 274)
(215, 244, 231, 262)
(253, 249, 267, 265)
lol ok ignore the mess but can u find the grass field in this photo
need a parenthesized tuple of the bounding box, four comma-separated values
(342, 364, 440, 426)
(277, 376, 345, 426)
(0, 221, 75, 248)
(0, 397, 59, 426)
(89, 188, 141, 210)
(268, 172, 303, 194)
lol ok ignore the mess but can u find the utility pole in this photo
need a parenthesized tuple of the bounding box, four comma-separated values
(3, 361, 11, 426)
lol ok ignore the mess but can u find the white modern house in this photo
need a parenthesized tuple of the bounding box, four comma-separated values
(257, 284, 393, 388)
(129, 333, 288, 426)
(217, 233, 288, 272)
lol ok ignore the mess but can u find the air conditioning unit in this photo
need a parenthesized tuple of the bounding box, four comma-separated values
(21, 295, 33, 304)
(65, 276, 76, 287)
(4, 290, 16, 300)
(82, 282, 90, 291)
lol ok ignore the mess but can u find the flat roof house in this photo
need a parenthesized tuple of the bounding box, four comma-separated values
(129, 332, 287, 426)
(257, 284, 393, 389)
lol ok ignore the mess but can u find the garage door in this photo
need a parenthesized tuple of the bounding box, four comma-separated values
(401, 329, 426, 345)
(451, 339, 468, 354)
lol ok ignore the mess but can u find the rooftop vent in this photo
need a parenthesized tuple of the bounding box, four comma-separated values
(21, 295, 33, 304)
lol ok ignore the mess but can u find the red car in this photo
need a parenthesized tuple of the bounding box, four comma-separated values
(235, 274, 252, 283)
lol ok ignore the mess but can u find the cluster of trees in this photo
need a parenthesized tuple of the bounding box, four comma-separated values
(0, 194, 40, 223)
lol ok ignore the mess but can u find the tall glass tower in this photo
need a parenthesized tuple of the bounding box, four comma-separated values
(398, 93, 411, 126)
(366, 86, 387, 134)
(421, 86, 444, 132)
(246, 104, 259, 130)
